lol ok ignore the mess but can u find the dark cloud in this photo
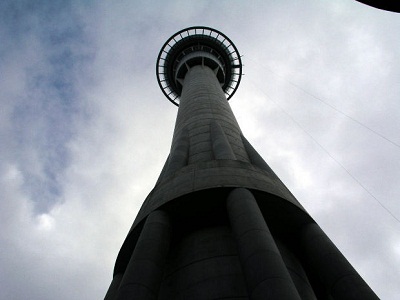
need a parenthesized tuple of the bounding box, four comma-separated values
(0, 0, 95, 213)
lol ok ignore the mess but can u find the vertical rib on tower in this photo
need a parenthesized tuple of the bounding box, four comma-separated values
(105, 26, 378, 300)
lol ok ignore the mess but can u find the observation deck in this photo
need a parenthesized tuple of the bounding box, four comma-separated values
(156, 26, 243, 106)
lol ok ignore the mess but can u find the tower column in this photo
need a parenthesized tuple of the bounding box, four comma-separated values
(300, 223, 379, 300)
(227, 188, 301, 300)
(115, 210, 171, 300)
(104, 273, 123, 300)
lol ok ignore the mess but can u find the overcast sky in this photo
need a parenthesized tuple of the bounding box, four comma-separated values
(1, 1, 399, 299)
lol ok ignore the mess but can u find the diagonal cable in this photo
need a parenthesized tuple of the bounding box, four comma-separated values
(247, 57, 400, 150)
(247, 79, 400, 225)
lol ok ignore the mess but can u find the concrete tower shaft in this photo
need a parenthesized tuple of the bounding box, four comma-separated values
(105, 27, 379, 300)
(172, 65, 249, 164)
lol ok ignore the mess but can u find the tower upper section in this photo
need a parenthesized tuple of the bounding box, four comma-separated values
(156, 26, 242, 106)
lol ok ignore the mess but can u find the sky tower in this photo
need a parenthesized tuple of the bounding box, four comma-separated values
(105, 26, 378, 300)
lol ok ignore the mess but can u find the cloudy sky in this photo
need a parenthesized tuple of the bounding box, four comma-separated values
(1, 1, 399, 299)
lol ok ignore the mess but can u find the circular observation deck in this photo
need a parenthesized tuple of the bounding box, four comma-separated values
(156, 26, 242, 106)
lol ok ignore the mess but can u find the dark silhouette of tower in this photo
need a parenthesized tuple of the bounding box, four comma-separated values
(105, 27, 378, 300)
(356, 0, 400, 12)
